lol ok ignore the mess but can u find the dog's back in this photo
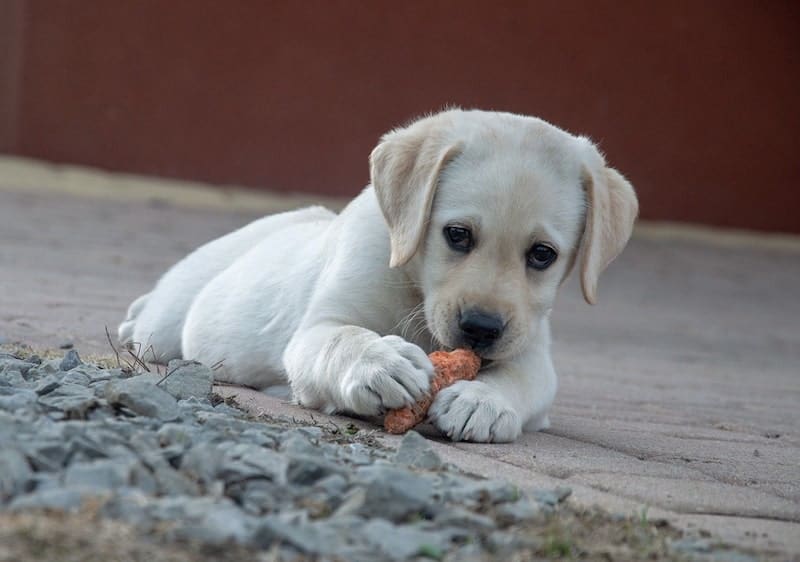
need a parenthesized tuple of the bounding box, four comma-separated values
(118, 205, 335, 362)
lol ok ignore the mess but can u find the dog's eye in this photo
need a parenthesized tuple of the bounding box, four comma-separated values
(527, 244, 557, 270)
(444, 226, 473, 252)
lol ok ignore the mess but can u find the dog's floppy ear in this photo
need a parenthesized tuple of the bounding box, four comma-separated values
(370, 117, 461, 267)
(578, 156, 639, 305)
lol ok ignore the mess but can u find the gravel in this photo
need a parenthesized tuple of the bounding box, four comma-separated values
(1, 346, 750, 561)
(0, 347, 577, 560)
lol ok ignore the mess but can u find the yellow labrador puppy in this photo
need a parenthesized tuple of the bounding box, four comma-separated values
(118, 109, 637, 442)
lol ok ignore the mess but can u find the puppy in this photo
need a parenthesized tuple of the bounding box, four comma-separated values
(118, 109, 638, 442)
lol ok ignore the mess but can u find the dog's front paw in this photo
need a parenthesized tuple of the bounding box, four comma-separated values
(341, 335, 434, 416)
(429, 380, 522, 443)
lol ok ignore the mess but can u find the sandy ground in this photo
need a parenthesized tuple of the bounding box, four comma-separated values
(1, 157, 798, 556)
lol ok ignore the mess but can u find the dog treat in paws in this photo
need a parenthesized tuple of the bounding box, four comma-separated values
(384, 349, 481, 434)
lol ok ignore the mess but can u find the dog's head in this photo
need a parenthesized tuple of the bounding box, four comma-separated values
(370, 109, 638, 360)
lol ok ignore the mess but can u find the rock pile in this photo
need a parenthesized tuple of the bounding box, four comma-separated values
(1, 348, 571, 561)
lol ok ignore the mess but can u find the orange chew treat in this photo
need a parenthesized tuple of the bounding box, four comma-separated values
(384, 349, 481, 434)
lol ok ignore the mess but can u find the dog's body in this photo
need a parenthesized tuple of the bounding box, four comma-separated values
(119, 109, 638, 442)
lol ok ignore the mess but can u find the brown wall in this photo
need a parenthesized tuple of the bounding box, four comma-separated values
(2, 0, 799, 233)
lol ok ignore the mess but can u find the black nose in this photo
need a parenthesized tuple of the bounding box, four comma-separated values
(459, 310, 504, 350)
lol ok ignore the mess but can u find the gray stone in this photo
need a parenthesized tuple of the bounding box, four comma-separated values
(181, 442, 225, 486)
(239, 427, 280, 448)
(361, 519, 453, 561)
(0, 448, 33, 500)
(59, 349, 82, 371)
(279, 430, 320, 457)
(38, 383, 97, 417)
(314, 473, 348, 497)
(345, 442, 377, 465)
(442, 542, 486, 562)
(532, 486, 572, 506)
(253, 517, 345, 555)
(486, 530, 541, 555)
(149, 496, 238, 523)
(174, 504, 256, 545)
(355, 464, 434, 522)
(64, 458, 156, 494)
(176, 396, 216, 417)
(286, 454, 343, 486)
(0, 386, 38, 412)
(66, 430, 114, 460)
(160, 360, 214, 400)
(219, 443, 287, 484)
(393, 430, 443, 471)
(434, 507, 496, 531)
(495, 498, 542, 524)
(105, 377, 179, 421)
(32, 358, 62, 376)
(0, 369, 28, 388)
(22, 439, 69, 471)
(34, 374, 60, 395)
(8, 487, 88, 512)
(0, 355, 35, 377)
(444, 479, 520, 506)
(156, 422, 197, 447)
(232, 479, 282, 514)
(60, 370, 91, 386)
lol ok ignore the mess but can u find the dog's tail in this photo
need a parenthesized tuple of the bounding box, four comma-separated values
(117, 292, 151, 347)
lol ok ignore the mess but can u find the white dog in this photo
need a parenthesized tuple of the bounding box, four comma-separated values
(118, 109, 637, 442)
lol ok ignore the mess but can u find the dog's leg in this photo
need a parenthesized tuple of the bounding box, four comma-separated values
(428, 341, 557, 443)
(283, 326, 434, 416)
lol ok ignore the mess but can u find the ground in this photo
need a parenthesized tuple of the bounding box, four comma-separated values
(0, 156, 798, 559)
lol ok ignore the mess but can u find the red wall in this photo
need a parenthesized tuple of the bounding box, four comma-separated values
(3, 0, 800, 233)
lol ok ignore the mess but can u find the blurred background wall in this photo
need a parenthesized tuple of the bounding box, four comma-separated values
(1, 0, 798, 233)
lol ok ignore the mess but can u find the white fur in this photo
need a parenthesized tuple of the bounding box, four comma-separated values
(119, 109, 637, 443)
